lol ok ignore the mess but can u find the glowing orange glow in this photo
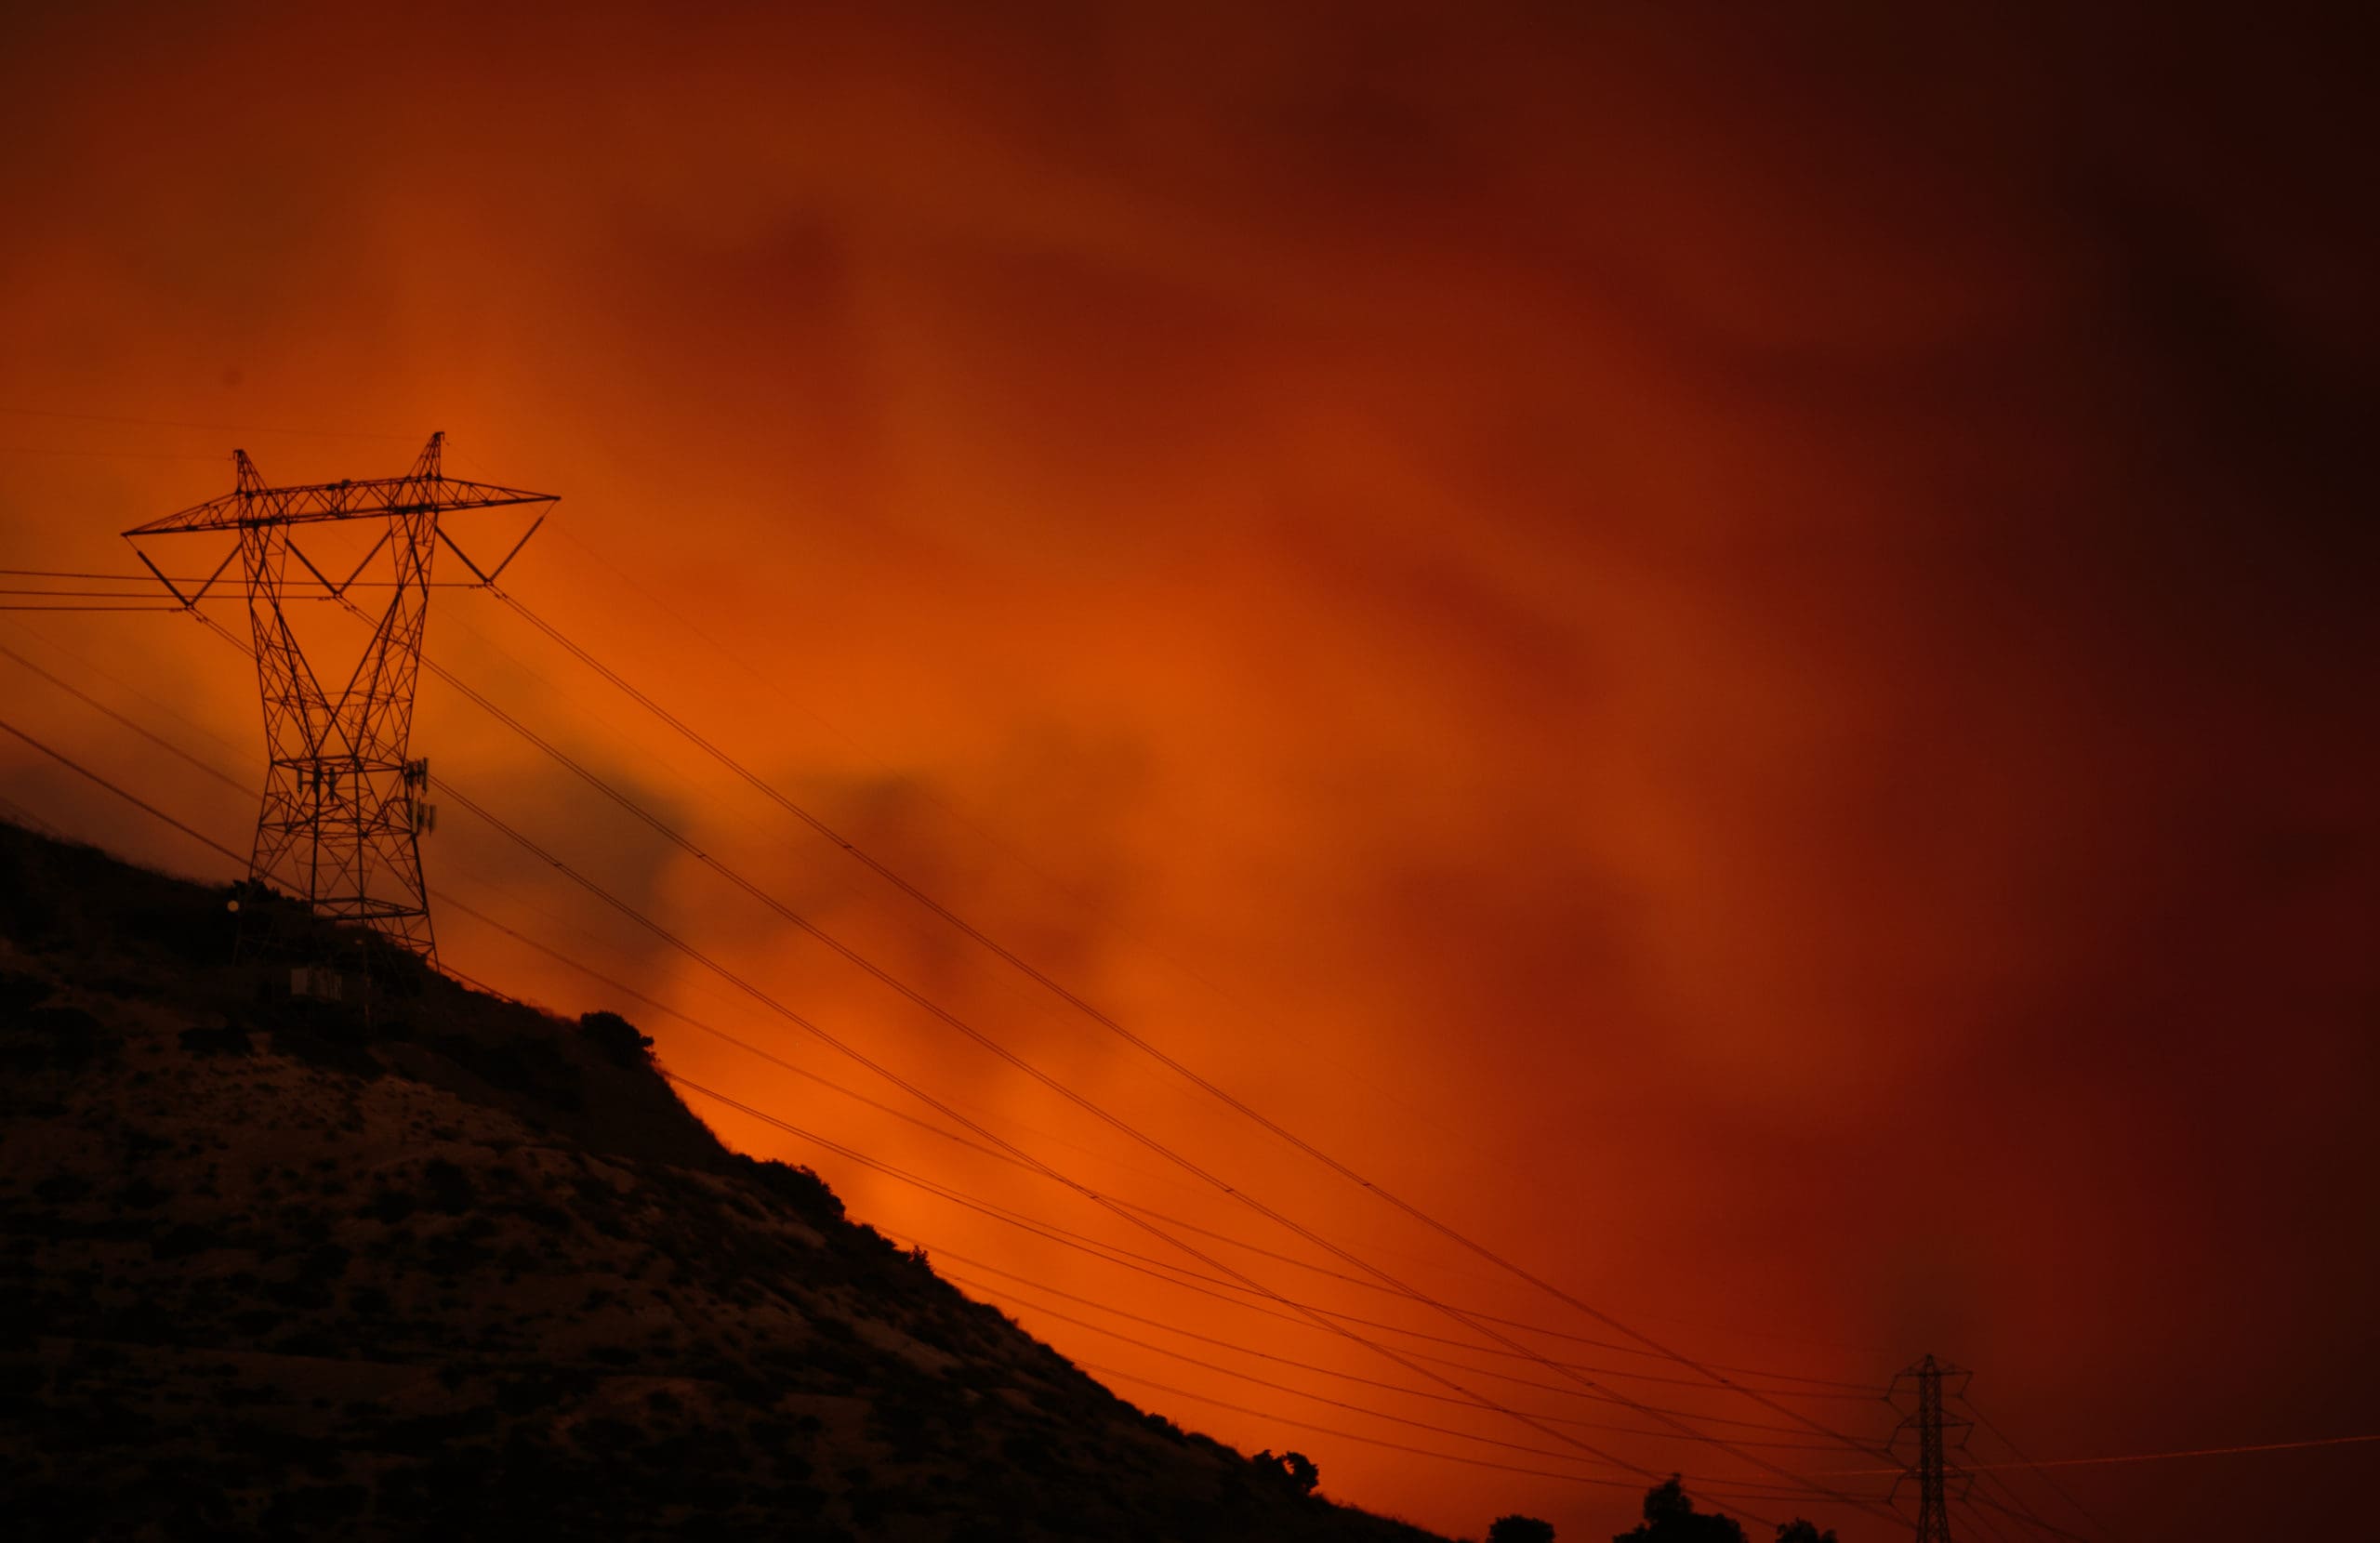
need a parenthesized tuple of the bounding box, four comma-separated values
(2, 8, 2373, 1539)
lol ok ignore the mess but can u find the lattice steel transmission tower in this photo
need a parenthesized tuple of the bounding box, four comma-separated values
(1890, 1353, 1972, 1543)
(124, 433, 555, 964)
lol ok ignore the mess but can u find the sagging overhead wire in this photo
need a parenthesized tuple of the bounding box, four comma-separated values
(9, 532, 1906, 1524)
(285, 598, 1908, 1521)
(0, 734, 1760, 1515)
(0, 657, 1907, 1532)
(1077, 1361, 1863, 1509)
(948, 1267, 1895, 1491)
(441, 868, 1875, 1397)
(919, 1248, 1852, 1453)
(477, 580, 1910, 1419)
(661, 1071, 1868, 1443)
(1958, 1393, 2118, 1542)
(16, 571, 1898, 1520)
(0, 716, 247, 871)
(174, 608, 1788, 1523)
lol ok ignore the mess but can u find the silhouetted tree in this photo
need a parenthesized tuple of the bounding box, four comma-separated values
(1608, 1482, 1837, 1543)
(578, 1009, 654, 1068)
(1615, 1476, 1745, 1543)
(1251, 1448, 1319, 1495)
(1489, 1515, 1557, 1543)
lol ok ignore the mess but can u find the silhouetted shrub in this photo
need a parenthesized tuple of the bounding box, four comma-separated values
(1618, 1476, 1747, 1542)
(578, 1010, 654, 1069)
(1489, 1516, 1556, 1543)
(740, 1157, 845, 1226)
(1253, 1449, 1320, 1496)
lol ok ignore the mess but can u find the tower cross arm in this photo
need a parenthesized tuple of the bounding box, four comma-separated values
(122, 474, 557, 536)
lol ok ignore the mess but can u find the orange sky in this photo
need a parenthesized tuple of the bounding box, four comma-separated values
(3, 6, 2374, 1538)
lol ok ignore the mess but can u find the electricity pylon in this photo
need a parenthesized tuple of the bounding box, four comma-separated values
(1890, 1353, 1973, 1543)
(124, 433, 555, 964)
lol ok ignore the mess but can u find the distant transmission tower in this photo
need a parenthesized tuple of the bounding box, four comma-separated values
(1890, 1353, 1972, 1542)
(124, 433, 556, 964)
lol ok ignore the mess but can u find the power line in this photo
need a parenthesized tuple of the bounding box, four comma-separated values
(1833, 1430, 2380, 1475)
(0, 700, 1474, 1453)
(344, 598, 1863, 1431)
(329, 602, 1901, 1521)
(0, 689, 1871, 1530)
(524, 521, 1534, 1189)
(951, 1267, 1882, 1493)
(0, 710, 1834, 1491)
(920, 1249, 1850, 1453)
(0, 716, 246, 869)
(475, 864, 1868, 1442)
(0, 616, 255, 763)
(1959, 1394, 2117, 1541)
(126, 589, 1882, 1516)
(408, 596, 1887, 1412)
(273, 725, 1736, 1516)
(51, 560, 1894, 1520)
(662, 1073, 1872, 1445)
(0, 677, 1892, 1539)
(1076, 1361, 1856, 1508)
(0, 640, 253, 799)
(1966, 1493, 2096, 1543)
(0, 468, 2123, 1530)
(1956, 1497, 2022, 1543)
(1964, 1464, 2093, 1543)
(443, 851, 1875, 1389)
(0, 735, 1700, 1507)
(480, 583, 1911, 1418)
(0, 646, 1424, 1389)
(960, 1271, 1715, 1473)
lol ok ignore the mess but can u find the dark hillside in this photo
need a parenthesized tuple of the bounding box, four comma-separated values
(0, 820, 1451, 1542)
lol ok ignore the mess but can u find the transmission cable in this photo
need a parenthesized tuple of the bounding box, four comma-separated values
(1958, 1393, 2116, 1541)
(921, 1250, 1847, 1453)
(14, 611, 1897, 1524)
(179, 607, 1800, 1523)
(276, 600, 1904, 1519)
(0, 679, 1884, 1523)
(483, 582, 1914, 1423)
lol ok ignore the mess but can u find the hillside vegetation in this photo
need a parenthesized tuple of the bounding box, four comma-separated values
(0, 820, 1451, 1542)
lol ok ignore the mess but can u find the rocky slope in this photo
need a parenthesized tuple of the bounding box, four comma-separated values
(0, 820, 1450, 1542)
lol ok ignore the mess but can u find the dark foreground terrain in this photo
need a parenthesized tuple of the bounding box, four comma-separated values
(0, 820, 1448, 1542)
